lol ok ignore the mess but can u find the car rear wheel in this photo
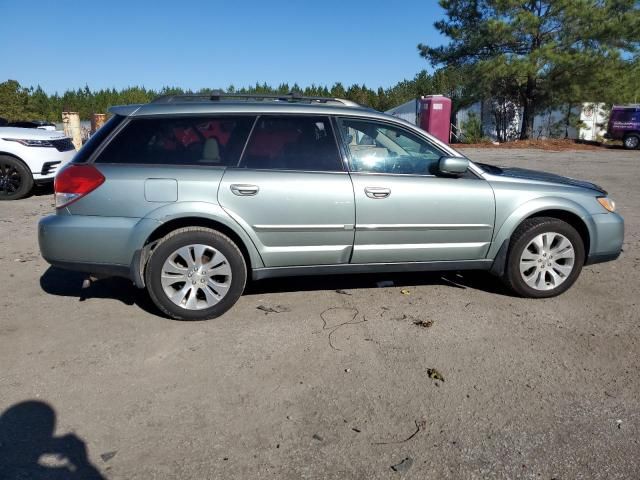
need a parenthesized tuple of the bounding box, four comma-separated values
(145, 227, 247, 320)
(623, 134, 639, 150)
(502, 217, 585, 298)
(0, 155, 33, 200)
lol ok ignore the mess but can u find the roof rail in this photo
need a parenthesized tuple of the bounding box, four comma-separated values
(150, 92, 363, 108)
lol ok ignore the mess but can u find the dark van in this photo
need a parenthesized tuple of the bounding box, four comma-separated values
(605, 105, 640, 149)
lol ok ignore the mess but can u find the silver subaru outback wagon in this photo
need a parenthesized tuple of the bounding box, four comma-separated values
(38, 94, 624, 320)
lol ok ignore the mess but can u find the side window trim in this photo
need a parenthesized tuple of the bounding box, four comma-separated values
(336, 116, 447, 177)
(235, 114, 346, 173)
(235, 115, 260, 167)
(329, 116, 352, 172)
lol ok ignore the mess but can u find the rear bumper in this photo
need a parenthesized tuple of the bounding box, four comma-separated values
(38, 213, 161, 280)
(43, 259, 132, 279)
(585, 212, 624, 265)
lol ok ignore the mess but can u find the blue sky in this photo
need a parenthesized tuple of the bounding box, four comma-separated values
(0, 0, 446, 94)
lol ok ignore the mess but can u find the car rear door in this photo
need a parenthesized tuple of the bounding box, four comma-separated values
(218, 115, 355, 267)
(336, 117, 495, 264)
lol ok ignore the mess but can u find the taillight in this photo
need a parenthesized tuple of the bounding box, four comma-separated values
(54, 164, 105, 208)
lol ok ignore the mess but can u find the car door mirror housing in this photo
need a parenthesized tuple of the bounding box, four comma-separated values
(438, 156, 469, 175)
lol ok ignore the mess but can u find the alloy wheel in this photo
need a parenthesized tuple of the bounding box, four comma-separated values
(161, 244, 232, 310)
(624, 136, 639, 149)
(0, 162, 22, 196)
(519, 232, 575, 291)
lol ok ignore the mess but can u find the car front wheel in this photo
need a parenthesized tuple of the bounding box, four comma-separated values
(145, 227, 247, 320)
(0, 155, 34, 200)
(502, 217, 585, 298)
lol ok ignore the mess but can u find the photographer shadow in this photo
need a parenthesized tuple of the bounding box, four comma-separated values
(0, 400, 105, 479)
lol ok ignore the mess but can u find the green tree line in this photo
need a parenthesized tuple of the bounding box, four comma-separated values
(0, 71, 467, 123)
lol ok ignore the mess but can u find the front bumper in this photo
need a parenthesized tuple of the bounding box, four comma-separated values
(31, 150, 75, 182)
(585, 212, 624, 265)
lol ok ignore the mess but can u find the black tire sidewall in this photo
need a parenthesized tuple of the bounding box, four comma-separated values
(507, 220, 585, 298)
(0, 155, 33, 200)
(145, 230, 246, 321)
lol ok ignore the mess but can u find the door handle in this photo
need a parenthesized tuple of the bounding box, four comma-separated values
(364, 186, 391, 199)
(230, 184, 259, 196)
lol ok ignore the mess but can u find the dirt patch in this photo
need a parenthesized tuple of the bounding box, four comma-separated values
(457, 138, 610, 151)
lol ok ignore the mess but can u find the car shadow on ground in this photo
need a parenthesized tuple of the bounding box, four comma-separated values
(40, 267, 160, 316)
(245, 270, 510, 296)
(32, 182, 54, 197)
(0, 400, 106, 479)
(40, 266, 512, 318)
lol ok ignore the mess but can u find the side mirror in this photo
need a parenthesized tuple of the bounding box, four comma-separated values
(438, 156, 469, 175)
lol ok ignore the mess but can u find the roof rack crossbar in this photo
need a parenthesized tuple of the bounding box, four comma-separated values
(150, 92, 362, 107)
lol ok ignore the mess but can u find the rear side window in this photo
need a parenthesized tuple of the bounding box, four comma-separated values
(95, 116, 255, 166)
(73, 114, 124, 163)
(238, 116, 343, 171)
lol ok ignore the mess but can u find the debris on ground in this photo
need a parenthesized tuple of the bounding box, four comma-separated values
(373, 419, 426, 445)
(257, 305, 290, 314)
(100, 451, 117, 462)
(376, 280, 394, 288)
(427, 368, 445, 382)
(319, 307, 367, 351)
(391, 457, 413, 473)
(335, 289, 352, 295)
(616, 419, 622, 429)
(392, 314, 433, 328)
(400, 289, 411, 295)
(413, 320, 433, 328)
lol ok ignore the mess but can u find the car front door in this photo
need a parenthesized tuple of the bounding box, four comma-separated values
(336, 117, 495, 264)
(218, 115, 355, 267)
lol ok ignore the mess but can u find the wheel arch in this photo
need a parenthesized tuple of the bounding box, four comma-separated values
(488, 199, 594, 275)
(130, 207, 264, 288)
(0, 151, 30, 170)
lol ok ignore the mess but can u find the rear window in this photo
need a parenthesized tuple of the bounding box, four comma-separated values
(95, 116, 255, 166)
(238, 116, 343, 171)
(73, 114, 124, 163)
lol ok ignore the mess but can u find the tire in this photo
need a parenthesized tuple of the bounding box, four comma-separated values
(145, 227, 247, 320)
(0, 155, 34, 200)
(623, 134, 640, 150)
(502, 217, 585, 298)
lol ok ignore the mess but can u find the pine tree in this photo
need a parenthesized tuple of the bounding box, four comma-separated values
(420, 0, 640, 139)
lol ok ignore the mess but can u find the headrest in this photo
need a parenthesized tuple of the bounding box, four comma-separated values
(202, 138, 221, 162)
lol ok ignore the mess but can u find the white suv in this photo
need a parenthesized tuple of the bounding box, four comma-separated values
(0, 127, 76, 200)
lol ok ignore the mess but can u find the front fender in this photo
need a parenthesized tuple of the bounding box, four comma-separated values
(487, 196, 595, 259)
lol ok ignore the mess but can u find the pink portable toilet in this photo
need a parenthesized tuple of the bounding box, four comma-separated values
(418, 95, 452, 144)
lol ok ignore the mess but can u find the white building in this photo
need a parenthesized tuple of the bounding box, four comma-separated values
(455, 101, 607, 142)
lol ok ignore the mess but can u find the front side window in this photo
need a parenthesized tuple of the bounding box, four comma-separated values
(239, 116, 343, 171)
(95, 116, 255, 166)
(337, 118, 444, 175)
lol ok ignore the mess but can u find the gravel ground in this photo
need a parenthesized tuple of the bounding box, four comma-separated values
(0, 148, 638, 479)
